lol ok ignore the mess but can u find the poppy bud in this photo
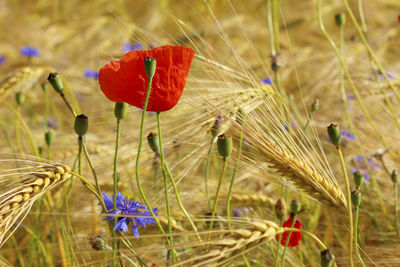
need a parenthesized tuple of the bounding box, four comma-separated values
(74, 114, 88, 136)
(45, 131, 54, 146)
(353, 170, 364, 189)
(211, 115, 222, 138)
(15, 92, 25, 105)
(351, 190, 361, 207)
(334, 13, 346, 27)
(217, 134, 232, 158)
(41, 82, 49, 92)
(311, 99, 320, 113)
(391, 170, 398, 184)
(47, 73, 64, 94)
(275, 198, 286, 220)
(144, 56, 156, 79)
(114, 102, 128, 120)
(321, 249, 335, 267)
(147, 132, 160, 154)
(327, 123, 341, 148)
(290, 199, 301, 215)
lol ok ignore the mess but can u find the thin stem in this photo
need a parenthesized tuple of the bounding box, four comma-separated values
(205, 140, 214, 210)
(208, 158, 227, 240)
(303, 110, 315, 132)
(274, 219, 283, 267)
(337, 147, 354, 267)
(394, 183, 399, 238)
(134, 75, 178, 259)
(112, 119, 121, 267)
(227, 131, 243, 231)
(354, 207, 366, 267)
(81, 138, 107, 212)
(156, 112, 174, 257)
(280, 214, 297, 266)
(60, 93, 77, 117)
(1, 101, 39, 156)
(15, 106, 24, 155)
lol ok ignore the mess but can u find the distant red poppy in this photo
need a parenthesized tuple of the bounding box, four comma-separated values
(99, 45, 195, 112)
(275, 214, 302, 247)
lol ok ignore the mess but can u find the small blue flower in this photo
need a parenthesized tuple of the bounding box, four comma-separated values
(261, 77, 272, 85)
(84, 68, 99, 79)
(0, 56, 5, 64)
(101, 192, 158, 239)
(123, 42, 143, 53)
(20, 46, 40, 57)
(340, 130, 355, 142)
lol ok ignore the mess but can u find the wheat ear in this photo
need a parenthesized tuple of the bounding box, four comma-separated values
(230, 193, 275, 207)
(0, 164, 72, 247)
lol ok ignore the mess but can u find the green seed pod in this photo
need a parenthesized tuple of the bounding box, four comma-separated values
(89, 235, 112, 251)
(391, 170, 398, 184)
(144, 56, 156, 79)
(210, 115, 222, 138)
(275, 198, 286, 220)
(147, 132, 160, 154)
(74, 114, 88, 136)
(290, 199, 301, 215)
(353, 170, 364, 189)
(45, 131, 54, 146)
(15, 92, 25, 105)
(327, 123, 341, 148)
(41, 82, 49, 92)
(47, 73, 64, 94)
(217, 134, 232, 158)
(351, 190, 361, 207)
(114, 102, 128, 120)
(311, 99, 320, 113)
(321, 249, 335, 267)
(334, 13, 346, 27)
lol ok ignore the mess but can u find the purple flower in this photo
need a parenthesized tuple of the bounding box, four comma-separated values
(347, 94, 355, 100)
(340, 130, 355, 142)
(84, 68, 99, 79)
(123, 42, 143, 53)
(20, 46, 40, 57)
(101, 192, 158, 239)
(261, 77, 272, 85)
(0, 56, 5, 64)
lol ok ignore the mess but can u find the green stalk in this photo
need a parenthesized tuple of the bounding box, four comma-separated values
(226, 131, 243, 231)
(15, 106, 24, 155)
(354, 207, 366, 267)
(134, 74, 178, 259)
(280, 214, 297, 266)
(394, 183, 399, 238)
(337, 147, 354, 267)
(205, 140, 214, 210)
(112, 119, 121, 267)
(208, 158, 227, 240)
(155, 112, 174, 258)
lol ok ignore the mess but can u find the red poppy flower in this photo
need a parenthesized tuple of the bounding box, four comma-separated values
(275, 214, 302, 247)
(99, 45, 195, 112)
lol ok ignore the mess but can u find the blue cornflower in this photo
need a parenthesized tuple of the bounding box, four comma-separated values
(101, 192, 158, 239)
(0, 56, 5, 64)
(351, 155, 381, 182)
(20, 46, 40, 57)
(123, 42, 143, 53)
(84, 68, 99, 79)
(261, 77, 272, 85)
(340, 130, 355, 142)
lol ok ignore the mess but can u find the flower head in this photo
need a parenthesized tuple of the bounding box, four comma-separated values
(101, 192, 158, 239)
(123, 42, 143, 53)
(275, 214, 302, 247)
(0, 56, 5, 65)
(261, 77, 272, 85)
(20, 46, 40, 57)
(84, 68, 99, 79)
(99, 45, 195, 112)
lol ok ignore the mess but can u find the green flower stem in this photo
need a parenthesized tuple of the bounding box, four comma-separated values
(303, 109, 315, 132)
(394, 183, 399, 239)
(205, 139, 214, 210)
(274, 220, 284, 267)
(337, 147, 354, 267)
(164, 162, 202, 243)
(134, 75, 178, 260)
(1, 101, 39, 156)
(15, 106, 24, 155)
(81, 138, 107, 212)
(354, 206, 366, 267)
(60, 92, 77, 117)
(208, 158, 227, 240)
(155, 112, 174, 256)
(280, 214, 297, 267)
(113, 119, 121, 209)
(70, 171, 101, 203)
(44, 87, 49, 132)
(226, 130, 243, 231)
